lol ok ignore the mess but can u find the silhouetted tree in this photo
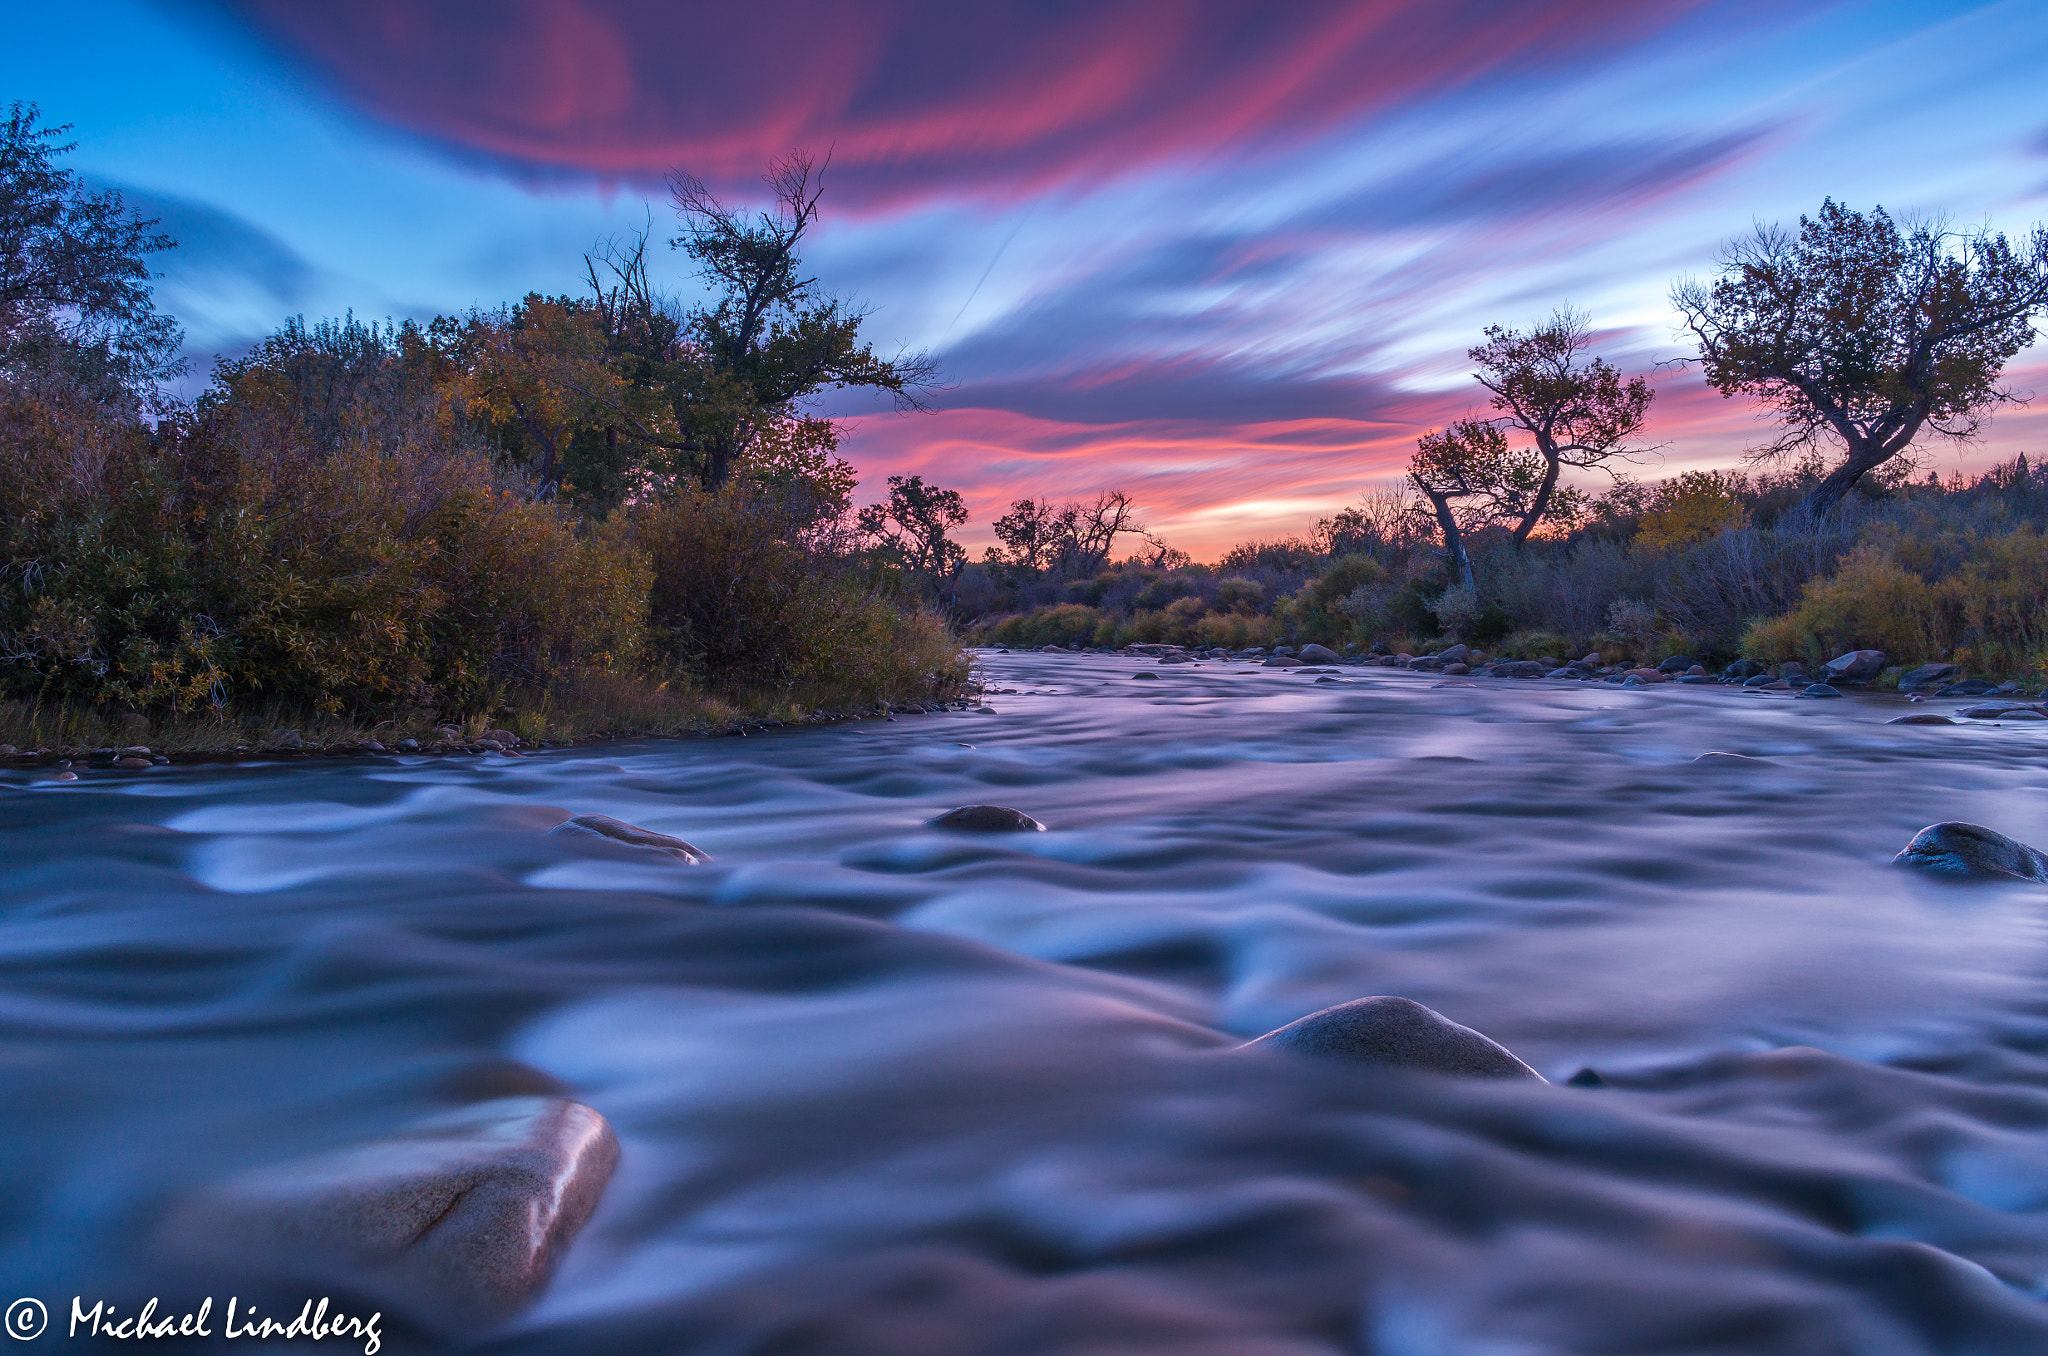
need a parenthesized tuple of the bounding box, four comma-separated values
(1468, 309, 1654, 544)
(1675, 200, 2048, 518)
(859, 474, 967, 584)
(1408, 420, 1544, 591)
(0, 102, 180, 396)
(662, 154, 941, 490)
(988, 490, 1147, 579)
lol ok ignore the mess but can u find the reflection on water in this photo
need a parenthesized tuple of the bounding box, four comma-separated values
(7, 652, 2048, 1352)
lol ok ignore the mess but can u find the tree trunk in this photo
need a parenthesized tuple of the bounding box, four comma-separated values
(1513, 453, 1561, 547)
(1423, 489, 1476, 592)
(702, 440, 734, 492)
(1796, 438, 1888, 518)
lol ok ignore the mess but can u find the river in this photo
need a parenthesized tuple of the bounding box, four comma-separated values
(6, 650, 2048, 1353)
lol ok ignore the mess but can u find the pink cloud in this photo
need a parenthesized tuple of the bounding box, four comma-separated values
(210, 0, 1733, 205)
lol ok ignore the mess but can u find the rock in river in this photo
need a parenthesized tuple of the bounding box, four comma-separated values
(1799, 683, 1844, 698)
(928, 804, 1047, 832)
(160, 1097, 619, 1331)
(1822, 649, 1887, 683)
(1888, 712, 1957, 725)
(1242, 995, 1544, 1080)
(1895, 822, 2048, 882)
(1131, 671, 1160, 681)
(1898, 663, 1958, 693)
(549, 813, 711, 863)
(1296, 643, 1342, 664)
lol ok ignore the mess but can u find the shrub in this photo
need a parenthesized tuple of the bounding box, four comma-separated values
(986, 603, 1106, 648)
(1743, 531, 2048, 680)
(636, 484, 964, 699)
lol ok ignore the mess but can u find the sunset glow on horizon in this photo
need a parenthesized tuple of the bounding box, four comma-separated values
(15, 0, 2048, 557)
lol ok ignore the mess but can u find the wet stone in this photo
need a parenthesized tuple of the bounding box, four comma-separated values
(1799, 683, 1844, 698)
(1888, 713, 1957, 725)
(1243, 996, 1544, 1080)
(160, 1097, 619, 1332)
(928, 805, 1047, 832)
(1895, 822, 2048, 883)
(1822, 649, 1887, 683)
(1898, 663, 1958, 693)
(1297, 643, 1342, 664)
(549, 813, 711, 863)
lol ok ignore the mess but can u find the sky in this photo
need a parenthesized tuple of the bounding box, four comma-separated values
(8, 0, 2048, 558)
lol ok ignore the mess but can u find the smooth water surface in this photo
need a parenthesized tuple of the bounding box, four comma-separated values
(8, 652, 2048, 1353)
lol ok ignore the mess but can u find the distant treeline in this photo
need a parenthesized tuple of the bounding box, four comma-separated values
(977, 200, 2048, 683)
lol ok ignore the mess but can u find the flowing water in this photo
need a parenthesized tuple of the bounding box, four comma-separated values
(8, 652, 2048, 1353)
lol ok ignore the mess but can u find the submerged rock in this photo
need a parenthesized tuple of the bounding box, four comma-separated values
(1888, 712, 1957, 725)
(1243, 995, 1544, 1080)
(1693, 751, 1768, 764)
(1131, 671, 1160, 681)
(1935, 679, 1998, 697)
(549, 813, 710, 863)
(1895, 822, 2048, 882)
(1799, 683, 1844, 698)
(928, 804, 1047, 832)
(161, 1097, 618, 1331)
(1956, 703, 2044, 720)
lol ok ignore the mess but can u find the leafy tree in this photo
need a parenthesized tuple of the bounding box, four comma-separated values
(1, 103, 180, 396)
(1468, 309, 1655, 544)
(1635, 470, 1750, 552)
(1675, 199, 2048, 518)
(657, 154, 940, 490)
(1408, 419, 1545, 591)
(439, 295, 625, 501)
(988, 490, 1147, 579)
(858, 474, 968, 584)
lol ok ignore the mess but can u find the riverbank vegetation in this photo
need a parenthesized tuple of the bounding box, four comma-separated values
(979, 202, 2048, 686)
(0, 107, 967, 754)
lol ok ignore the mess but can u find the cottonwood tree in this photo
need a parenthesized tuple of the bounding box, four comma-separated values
(1675, 199, 2048, 518)
(441, 295, 625, 501)
(1407, 419, 1545, 591)
(988, 490, 1147, 579)
(0, 103, 180, 396)
(1467, 309, 1655, 545)
(858, 474, 968, 584)
(661, 154, 941, 490)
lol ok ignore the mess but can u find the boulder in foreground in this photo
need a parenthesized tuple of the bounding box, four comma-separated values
(160, 1097, 619, 1331)
(928, 804, 1047, 832)
(1243, 995, 1543, 1080)
(549, 813, 710, 863)
(1895, 822, 2048, 882)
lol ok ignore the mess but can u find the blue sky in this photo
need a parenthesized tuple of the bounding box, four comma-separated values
(10, 0, 2048, 553)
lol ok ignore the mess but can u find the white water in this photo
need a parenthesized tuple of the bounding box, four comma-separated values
(7, 652, 2048, 1352)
